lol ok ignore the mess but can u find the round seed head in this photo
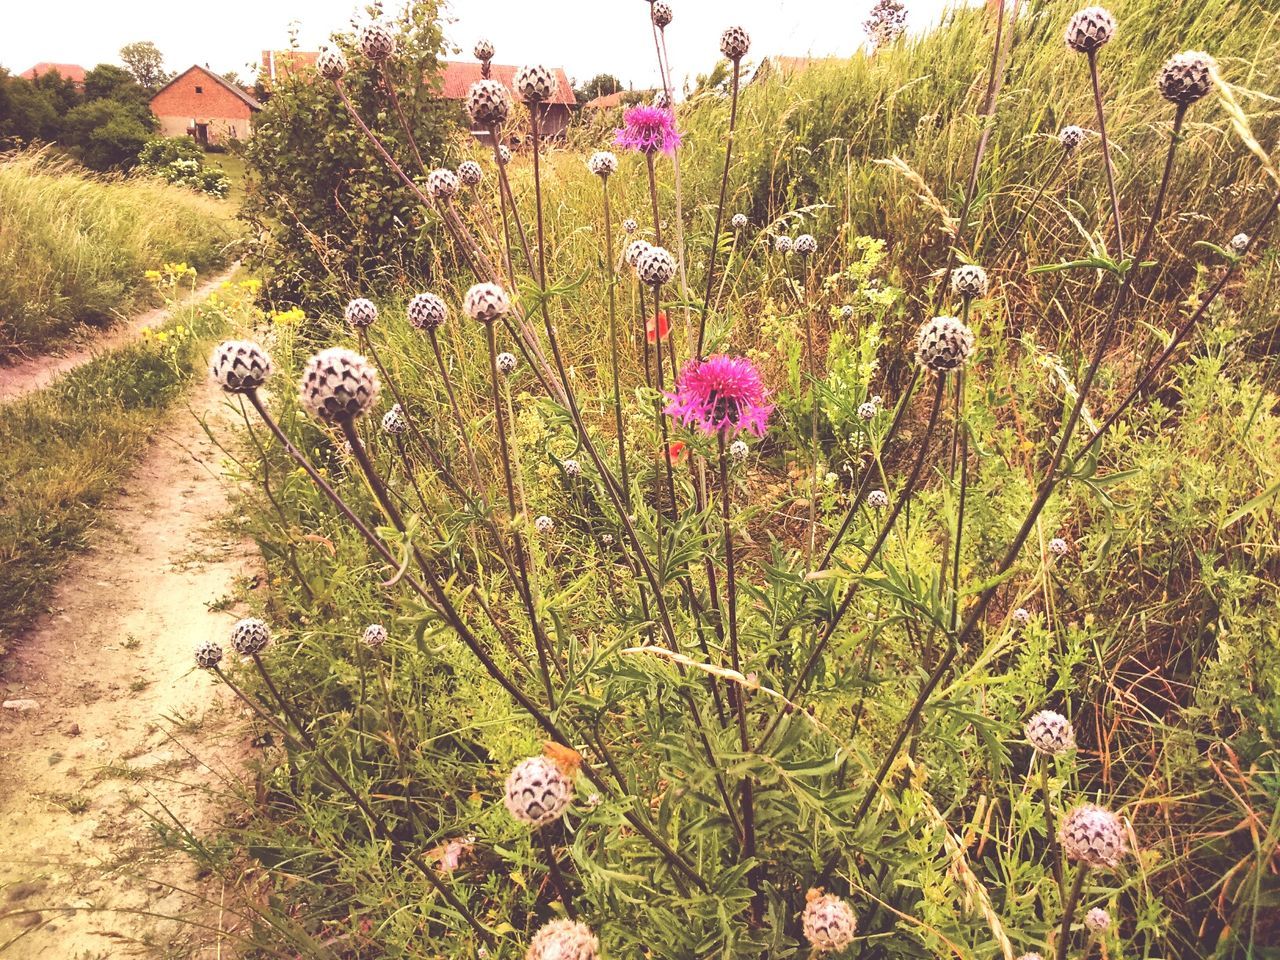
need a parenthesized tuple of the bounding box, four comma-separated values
(625, 238, 652, 267)
(841, 305, 855, 321)
(867, 489, 889, 509)
(1157, 51, 1215, 105)
(467, 79, 512, 125)
(636, 245, 677, 285)
(1228, 232, 1249, 255)
(1025, 709, 1075, 756)
(526, 919, 599, 960)
(1059, 803, 1128, 867)
(720, 25, 751, 61)
(463, 282, 510, 323)
(497, 351, 518, 375)
(498, 144, 512, 165)
(504, 755, 573, 826)
(534, 515, 555, 535)
(229, 617, 271, 657)
(315, 47, 349, 81)
(299, 348, 380, 423)
(474, 38, 494, 61)
(363, 623, 388, 648)
(514, 63, 558, 103)
(194, 639, 223, 670)
(587, 150, 617, 177)
(1059, 124, 1086, 151)
(210, 340, 273, 393)
(344, 297, 378, 329)
(731, 213, 748, 230)
(774, 235, 792, 253)
(1012, 606, 1032, 627)
(457, 160, 483, 186)
(1049, 536, 1070, 558)
(407, 292, 448, 330)
(794, 233, 817, 256)
(730, 439, 749, 463)
(803, 889, 857, 952)
(652, 1, 673, 28)
(562, 459, 582, 480)
(951, 263, 989, 299)
(1064, 6, 1116, 54)
(427, 167, 459, 201)
(857, 400, 877, 421)
(1017, 955, 1046, 960)
(1085, 908, 1111, 933)
(382, 403, 407, 436)
(915, 316, 975, 373)
(356, 20, 396, 61)
(623, 217, 638, 234)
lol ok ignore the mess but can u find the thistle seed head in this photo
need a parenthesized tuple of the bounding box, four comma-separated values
(1059, 124, 1086, 151)
(652, 1, 673, 28)
(463, 282, 510, 323)
(1060, 803, 1128, 867)
(951, 263, 989, 300)
(636, 245, 677, 285)
(382, 403, 408, 436)
(504, 755, 573, 826)
(731, 213, 748, 230)
(794, 233, 817, 256)
(1064, 7, 1116, 54)
(525, 919, 599, 960)
(194, 639, 223, 670)
(457, 160, 483, 186)
(1049, 536, 1070, 558)
(534, 515, 555, 535)
(474, 38, 494, 61)
(427, 167, 460, 201)
(623, 217, 639, 234)
(730, 439, 749, 463)
(299, 348, 380, 423)
(857, 400, 877, 421)
(803, 889, 857, 952)
(1157, 51, 1215, 105)
(315, 47, 349, 81)
(356, 20, 396, 61)
(497, 351, 518, 375)
(1012, 606, 1032, 627)
(915, 316, 975, 373)
(498, 144, 512, 164)
(867, 489, 889, 509)
(587, 150, 618, 178)
(362, 623, 388, 648)
(1016, 955, 1045, 960)
(774, 235, 792, 253)
(407, 292, 448, 330)
(229, 617, 271, 657)
(720, 25, 751, 61)
(1085, 908, 1111, 933)
(1228, 232, 1249, 255)
(514, 63, 558, 103)
(344, 297, 378, 329)
(467, 79, 512, 126)
(563, 459, 581, 479)
(1025, 709, 1075, 756)
(841, 305, 855, 321)
(625, 238, 653, 267)
(210, 340, 273, 393)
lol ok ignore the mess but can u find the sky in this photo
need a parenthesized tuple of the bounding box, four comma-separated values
(2, 0, 975, 90)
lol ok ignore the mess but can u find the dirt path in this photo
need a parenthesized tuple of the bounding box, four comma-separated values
(0, 376, 257, 958)
(0, 268, 238, 405)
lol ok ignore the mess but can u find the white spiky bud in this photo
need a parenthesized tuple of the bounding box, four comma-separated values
(299, 348, 380, 422)
(473, 39, 494, 61)
(857, 401, 877, 421)
(867, 489, 889, 509)
(587, 150, 617, 177)
(1049, 536, 1070, 558)
(1012, 606, 1032, 627)
(803, 889, 857, 952)
(625, 239, 652, 267)
(407, 292, 448, 330)
(210, 340, 273, 393)
(497, 351, 518, 374)
(1228, 232, 1249, 255)
(315, 47, 349, 81)
(729, 439, 749, 463)
(458, 160, 483, 186)
(362, 623, 388, 648)
(1059, 803, 1128, 867)
(623, 217, 638, 234)
(1025, 709, 1075, 756)
(794, 233, 817, 256)
(951, 263, 989, 299)
(230, 617, 271, 656)
(636, 245, 676, 285)
(427, 167, 459, 201)
(774, 235, 792, 253)
(841, 305, 855, 321)
(194, 639, 223, 670)
(1016, 955, 1045, 960)
(731, 213, 748, 230)
(498, 144, 512, 164)
(1059, 125, 1086, 151)
(382, 403, 408, 436)
(915, 316, 975, 373)
(463, 282, 510, 323)
(513, 64, 558, 103)
(356, 20, 396, 61)
(467, 79, 511, 125)
(504, 755, 573, 826)
(651, 1, 673, 28)
(344, 297, 378, 329)
(1085, 907, 1111, 933)
(720, 25, 751, 61)
(534, 515, 555, 535)
(563, 459, 581, 478)
(1157, 51, 1214, 105)
(525, 918, 598, 960)
(1064, 6, 1116, 54)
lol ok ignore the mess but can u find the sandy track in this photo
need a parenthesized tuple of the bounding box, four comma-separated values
(0, 268, 238, 405)
(0, 377, 257, 958)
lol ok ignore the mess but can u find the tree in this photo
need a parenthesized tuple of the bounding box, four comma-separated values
(0, 74, 60, 144)
(62, 98, 155, 169)
(119, 41, 169, 92)
(864, 0, 908, 49)
(83, 63, 150, 112)
(574, 73, 623, 105)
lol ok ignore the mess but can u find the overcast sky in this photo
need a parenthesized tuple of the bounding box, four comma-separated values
(2, 0, 974, 89)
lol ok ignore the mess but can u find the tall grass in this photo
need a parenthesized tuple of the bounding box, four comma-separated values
(0, 149, 238, 360)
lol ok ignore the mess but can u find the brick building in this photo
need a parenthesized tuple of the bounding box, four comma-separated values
(150, 65, 261, 147)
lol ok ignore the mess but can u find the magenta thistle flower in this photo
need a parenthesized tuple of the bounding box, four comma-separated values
(614, 105, 682, 156)
(665, 355, 773, 437)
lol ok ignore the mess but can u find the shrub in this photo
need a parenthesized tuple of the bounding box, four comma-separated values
(138, 137, 232, 197)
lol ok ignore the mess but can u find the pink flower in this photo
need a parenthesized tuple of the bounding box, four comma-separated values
(665, 355, 773, 437)
(614, 105, 681, 156)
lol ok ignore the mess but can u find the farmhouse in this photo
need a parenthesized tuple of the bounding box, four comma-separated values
(258, 52, 576, 140)
(150, 65, 261, 147)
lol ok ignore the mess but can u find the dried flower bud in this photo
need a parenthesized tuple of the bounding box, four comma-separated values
(720, 25, 751, 61)
(474, 39, 494, 61)
(1025, 709, 1075, 756)
(1157, 51, 1214, 105)
(915, 316, 975, 373)
(427, 167, 459, 201)
(623, 217, 638, 234)
(651, 1, 673, 28)
(525, 919, 598, 960)
(210, 340, 273, 393)
(867, 489, 889, 509)
(504, 755, 573, 826)
(498, 144, 512, 165)
(363, 623, 388, 648)
(803, 889, 857, 952)
(1059, 803, 1128, 867)
(534, 515, 555, 535)
(230, 617, 271, 657)
(951, 263, 989, 300)
(731, 213, 748, 230)
(514, 64, 558, 103)
(194, 639, 223, 670)
(1064, 6, 1116, 54)
(356, 20, 396, 61)
(1059, 124, 1086, 151)
(587, 150, 617, 177)
(344, 297, 378, 329)
(1228, 232, 1249, 255)
(1049, 536, 1070, 558)
(841, 305, 855, 321)
(563, 459, 581, 478)
(467, 79, 511, 126)
(1085, 908, 1111, 933)
(407, 292, 448, 330)
(382, 403, 407, 436)
(774, 235, 792, 253)
(794, 233, 817, 256)
(857, 400, 877, 421)
(730, 439, 749, 463)
(299, 348, 380, 423)
(636, 245, 677, 285)
(458, 160, 483, 186)
(497, 351, 518, 375)
(463, 282, 510, 323)
(625, 239, 652, 267)
(315, 47, 348, 81)
(1012, 606, 1032, 627)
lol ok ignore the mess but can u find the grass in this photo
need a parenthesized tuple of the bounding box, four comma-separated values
(0, 274, 262, 662)
(0, 149, 239, 361)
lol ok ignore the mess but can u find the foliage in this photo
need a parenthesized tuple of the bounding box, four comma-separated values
(574, 73, 623, 104)
(118, 41, 171, 92)
(138, 136, 232, 197)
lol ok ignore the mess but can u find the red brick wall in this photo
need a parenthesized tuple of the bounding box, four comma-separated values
(151, 67, 253, 123)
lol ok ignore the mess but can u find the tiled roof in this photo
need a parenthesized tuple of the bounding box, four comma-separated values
(19, 62, 86, 83)
(439, 61, 575, 105)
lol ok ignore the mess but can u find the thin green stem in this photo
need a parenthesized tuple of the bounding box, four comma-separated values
(695, 58, 742, 358)
(1054, 865, 1089, 960)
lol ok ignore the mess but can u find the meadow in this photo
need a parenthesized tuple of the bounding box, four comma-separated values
(191, 1, 1279, 957)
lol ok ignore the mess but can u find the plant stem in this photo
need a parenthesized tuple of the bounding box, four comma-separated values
(1088, 51, 1125, 258)
(600, 176, 633, 510)
(427, 329, 484, 489)
(1054, 865, 1089, 960)
(538, 831, 576, 918)
(801, 254, 820, 571)
(695, 58, 742, 358)
(1041, 754, 1064, 896)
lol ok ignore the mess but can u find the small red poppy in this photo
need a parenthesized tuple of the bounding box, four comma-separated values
(664, 440, 687, 464)
(646, 310, 670, 343)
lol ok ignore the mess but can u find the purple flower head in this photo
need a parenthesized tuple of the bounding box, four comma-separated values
(665, 355, 773, 437)
(615, 105, 682, 156)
